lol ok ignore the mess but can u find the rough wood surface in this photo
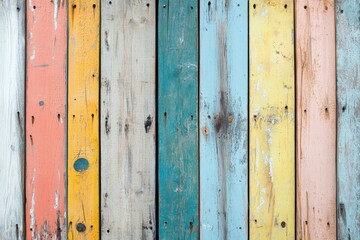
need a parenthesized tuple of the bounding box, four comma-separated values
(199, 0, 248, 239)
(158, 0, 199, 239)
(68, 0, 100, 239)
(336, 0, 360, 239)
(25, 0, 67, 239)
(0, 0, 25, 239)
(100, 0, 156, 239)
(249, 1, 295, 239)
(296, 1, 336, 239)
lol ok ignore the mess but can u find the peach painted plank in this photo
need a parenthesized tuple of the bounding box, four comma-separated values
(0, 0, 25, 239)
(25, 0, 67, 239)
(100, 0, 156, 239)
(336, 0, 360, 239)
(296, 1, 336, 239)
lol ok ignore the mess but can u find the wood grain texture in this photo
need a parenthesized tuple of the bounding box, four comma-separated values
(26, 1, 67, 239)
(158, 1, 199, 239)
(100, 0, 156, 239)
(0, 1, 25, 239)
(68, 0, 100, 239)
(249, 1, 295, 239)
(336, 0, 360, 239)
(199, 1, 248, 239)
(296, 1, 336, 239)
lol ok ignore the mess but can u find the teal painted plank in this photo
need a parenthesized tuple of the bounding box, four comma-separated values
(158, 1, 199, 239)
(336, 1, 360, 239)
(199, 0, 248, 239)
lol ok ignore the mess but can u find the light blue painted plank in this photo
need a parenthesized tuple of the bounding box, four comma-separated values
(200, 1, 248, 239)
(158, 1, 199, 239)
(336, 1, 360, 239)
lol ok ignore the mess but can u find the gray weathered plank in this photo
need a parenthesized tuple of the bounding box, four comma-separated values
(100, 1, 156, 239)
(0, 0, 25, 239)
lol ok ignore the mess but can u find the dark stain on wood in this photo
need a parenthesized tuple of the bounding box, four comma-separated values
(144, 115, 152, 133)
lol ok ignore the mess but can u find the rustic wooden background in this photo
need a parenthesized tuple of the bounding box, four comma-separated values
(0, 0, 358, 239)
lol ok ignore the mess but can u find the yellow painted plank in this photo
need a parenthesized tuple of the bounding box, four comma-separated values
(68, 1, 100, 239)
(249, 1, 295, 239)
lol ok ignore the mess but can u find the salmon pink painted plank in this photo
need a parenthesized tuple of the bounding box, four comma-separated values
(26, 0, 67, 238)
(296, 1, 336, 239)
(0, 1, 25, 239)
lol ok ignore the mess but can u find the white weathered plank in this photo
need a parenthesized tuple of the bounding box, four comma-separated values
(100, 1, 156, 239)
(0, 0, 25, 239)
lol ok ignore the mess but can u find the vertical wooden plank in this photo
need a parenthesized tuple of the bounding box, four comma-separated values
(336, 0, 360, 239)
(296, 1, 336, 239)
(100, 0, 156, 239)
(158, 1, 199, 239)
(0, 1, 25, 239)
(25, 0, 67, 238)
(199, 0, 248, 239)
(68, 0, 100, 239)
(249, 1, 295, 239)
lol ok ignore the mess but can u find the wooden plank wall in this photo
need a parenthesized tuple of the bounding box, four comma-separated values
(25, 0, 67, 239)
(158, 1, 199, 239)
(296, 1, 336, 239)
(336, 0, 360, 239)
(249, 1, 295, 239)
(199, 0, 248, 239)
(67, 0, 100, 239)
(100, 0, 156, 239)
(0, 1, 25, 239)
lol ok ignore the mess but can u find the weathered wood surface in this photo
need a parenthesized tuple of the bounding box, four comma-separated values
(0, 1, 25, 239)
(296, 1, 336, 239)
(68, 0, 100, 239)
(199, 0, 248, 239)
(249, 1, 295, 239)
(25, 1, 67, 239)
(158, 1, 199, 239)
(336, 0, 360, 239)
(100, 1, 156, 239)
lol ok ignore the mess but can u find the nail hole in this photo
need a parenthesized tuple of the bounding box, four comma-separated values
(162, 4, 166, 8)
(30, 228, 33, 231)
(342, 106, 346, 112)
(93, 4, 96, 8)
(253, 4, 256, 9)
(190, 6, 193, 10)
(33, 5, 36, 9)
(207, 115, 211, 119)
(237, 4, 240, 7)
(32, 116, 35, 124)
(73, 114, 75, 118)
(304, 5, 307, 9)
(327, 222, 330, 226)
(90, 225, 93, 230)
(325, 6, 328, 10)
(16, 7, 20, 11)
(72, 4, 76, 8)
(109, 1, 112, 4)
(92, 74, 95, 77)
(284, 4, 287, 9)
(91, 114, 94, 119)
(107, 229, 110, 233)
(285, 106, 288, 110)
(305, 220, 308, 225)
(281, 221, 286, 228)
(146, 3, 150, 7)
(190, 115, 194, 120)
(325, 107, 328, 112)
(164, 112, 167, 117)
(254, 219, 257, 223)
(304, 109, 307, 113)
(57, 113, 61, 121)
(340, 9, 343, 13)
